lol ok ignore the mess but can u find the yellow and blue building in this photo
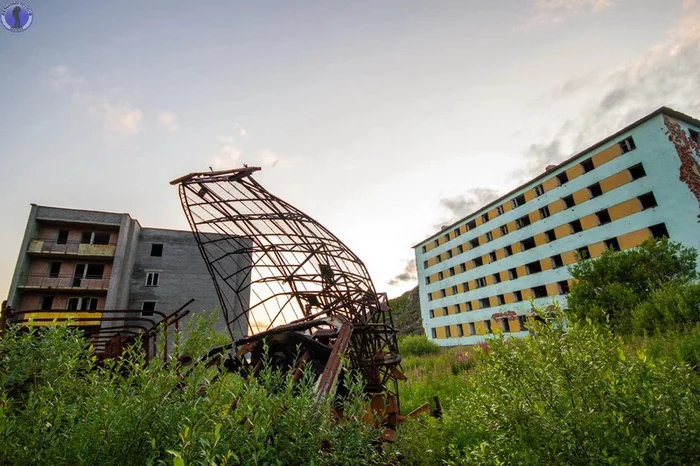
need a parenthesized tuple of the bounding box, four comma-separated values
(413, 107, 700, 345)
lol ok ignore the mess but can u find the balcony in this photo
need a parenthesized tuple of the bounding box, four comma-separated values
(27, 240, 116, 258)
(18, 274, 111, 291)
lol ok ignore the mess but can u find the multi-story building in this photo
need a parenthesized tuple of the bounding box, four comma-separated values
(4, 204, 251, 350)
(414, 106, 700, 345)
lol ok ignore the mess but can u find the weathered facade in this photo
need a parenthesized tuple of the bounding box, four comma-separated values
(413, 107, 700, 345)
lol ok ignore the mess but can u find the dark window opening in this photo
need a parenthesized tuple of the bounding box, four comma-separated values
(577, 246, 590, 260)
(532, 285, 548, 299)
(151, 243, 164, 257)
(629, 163, 646, 180)
(497, 205, 505, 215)
(431, 328, 437, 339)
(638, 192, 658, 210)
(473, 257, 483, 267)
(457, 244, 464, 254)
(570, 219, 583, 234)
(475, 277, 487, 288)
(480, 298, 491, 309)
(48, 262, 61, 278)
(470, 238, 480, 249)
(462, 282, 470, 292)
(500, 225, 509, 236)
(453, 228, 460, 238)
(563, 195, 575, 208)
(85, 264, 104, 279)
(452, 285, 458, 295)
(421, 245, 427, 254)
(469, 322, 476, 335)
(619, 137, 636, 153)
(551, 254, 564, 268)
(434, 239, 440, 247)
(40, 296, 54, 310)
(588, 182, 603, 198)
(521, 237, 536, 251)
(544, 229, 556, 242)
(466, 302, 473, 312)
(690, 129, 700, 143)
(440, 289, 447, 298)
(449, 267, 455, 276)
(518, 315, 527, 331)
(493, 273, 502, 284)
(526, 260, 543, 274)
(467, 219, 477, 230)
(534, 184, 545, 196)
(604, 237, 620, 251)
(516, 214, 531, 229)
(504, 245, 513, 257)
(514, 290, 523, 302)
(445, 326, 452, 338)
(56, 230, 69, 245)
(556, 172, 569, 185)
(649, 223, 669, 239)
(425, 277, 430, 285)
(500, 318, 510, 333)
(489, 251, 497, 262)
(80, 231, 92, 244)
(93, 232, 110, 245)
(481, 213, 489, 223)
(457, 325, 464, 337)
(596, 209, 612, 225)
(558, 280, 570, 295)
(447, 250, 453, 258)
(423, 260, 429, 269)
(508, 268, 518, 280)
(539, 206, 550, 219)
(429, 309, 435, 318)
(146, 272, 160, 287)
(485, 232, 493, 242)
(511, 194, 526, 208)
(485, 320, 493, 334)
(581, 158, 595, 173)
(497, 294, 506, 306)
(460, 263, 467, 273)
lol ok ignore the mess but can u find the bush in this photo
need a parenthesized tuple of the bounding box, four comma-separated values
(399, 335, 441, 357)
(395, 307, 700, 465)
(0, 324, 386, 465)
(632, 281, 700, 335)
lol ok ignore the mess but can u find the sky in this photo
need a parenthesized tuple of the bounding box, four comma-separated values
(1, 0, 699, 300)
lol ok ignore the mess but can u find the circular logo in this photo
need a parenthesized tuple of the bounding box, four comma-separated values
(1, 2, 33, 33)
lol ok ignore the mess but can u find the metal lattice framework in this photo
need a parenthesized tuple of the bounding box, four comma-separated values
(170, 167, 401, 395)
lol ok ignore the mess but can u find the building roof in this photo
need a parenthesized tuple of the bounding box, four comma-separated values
(413, 106, 700, 249)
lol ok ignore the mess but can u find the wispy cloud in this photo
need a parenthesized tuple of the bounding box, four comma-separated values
(48, 65, 85, 88)
(388, 259, 417, 286)
(259, 149, 280, 168)
(519, 0, 700, 178)
(523, 0, 621, 28)
(433, 188, 501, 229)
(158, 111, 179, 132)
(80, 94, 144, 136)
(209, 135, 243, 169)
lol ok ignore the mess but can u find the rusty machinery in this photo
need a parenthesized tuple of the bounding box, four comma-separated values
(170, 167, 424, 434)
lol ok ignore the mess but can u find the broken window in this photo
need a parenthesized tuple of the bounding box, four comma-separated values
(40, 296, 54, 310)
(504, 245, 513, 257)
(493, 273, 502, 284)
(497, 294, 505, 306)
(605, 237, 620, 251)
(588, 182, 603, 198)
(496, 205, 505, 215)
(534, 184, 545, 196)
(596, 209, 612, 225)
(481, 213, 489, 223)
(551, 254, 564, 268)
(142, 301, 156, 316)
(526, 260, 542, 274)
(48, 262, 61, 278)
(638, 192, 658, 210)
(56, 230, 69, 245)
(544, 229, 556, 242)
(514, 290, 523, 302)
(470, 238, 480, 249)
(556, 172, 569, 186)
(511, 194, 526, 209)
(570, 219, 583, 234)
(516, 214, 531, 229)
(473, 257, 483, 268)
(469, 322, 476, 335)
(558, 280, 570, 294)
(539, 206, 551, 219)
(485, 232, 493, 242)
(500, 225, 509, 236)
(508, 268, 518, 280)
(628, 163, 646, 180)
(649, 223, 669, 239)
(581, 158, 595, 173)
(532, 285, 548, 299)
(521, 237, 536, 251)
(562, 194, 575, 209)
(619, 136, 636, 153)
(479, 297, 491, 309)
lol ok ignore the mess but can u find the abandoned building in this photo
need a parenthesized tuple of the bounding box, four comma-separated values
(4, 205, 251, 353)
(413, 106, 700, 345)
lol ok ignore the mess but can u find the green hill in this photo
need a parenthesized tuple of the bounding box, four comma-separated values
(388, 285, 424, 337)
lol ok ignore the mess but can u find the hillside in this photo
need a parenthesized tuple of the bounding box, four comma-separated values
(388, 285, 424, 337)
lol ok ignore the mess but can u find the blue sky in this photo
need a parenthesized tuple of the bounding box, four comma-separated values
(1, 0, 699, 299)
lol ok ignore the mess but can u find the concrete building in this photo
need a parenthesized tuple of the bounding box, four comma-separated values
(5, 204, 250, 349)
(413, 107, 700, 346)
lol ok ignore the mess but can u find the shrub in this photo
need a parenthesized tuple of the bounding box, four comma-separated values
(399, 335, 441, 357)
(632, 281, 700, 335)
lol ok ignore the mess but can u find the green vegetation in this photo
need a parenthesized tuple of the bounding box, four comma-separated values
(398, 334, 441, 357)
(388, 286, 423, 337)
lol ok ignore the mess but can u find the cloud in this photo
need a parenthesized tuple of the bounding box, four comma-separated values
(518, 1, 700, 179)
(209, 135, 243, 169)
(523, 0, 621, 28)
(259, 149, 280, 167)
(157, 111, 179, 132)
(48, 65, 85, 88)
(388, 259, 417, 286)
(235, 123, 247, 137)
(433, 188, 501, 229)
(81, 94, 144, 136)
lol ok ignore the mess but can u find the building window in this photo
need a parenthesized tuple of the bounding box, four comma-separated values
(508, 268, 518, 280)
(438, 271, 444, 281)
(462, 282, 470, 292)
(481, 213, 489, 223)
(562, 194, 575, 209)
(469, 322, 476, 335)
(441, 289, 447, 298)
(581, 158, 595, 173)
(467, 219, 477, 230)
(453, 228, 461, 238)
(445, 326, 452, 338)
(619, 136, 636, 153)
(457, 244, 464, 254)
(475, 277, 487, 288)
(493, 273, 502, 284)
(514, 290, 523, 302)
(521, 237, 536, 251)
(146, 272, 160, 287)
(67, 297, 98, 311)
(457, 325, 464, 337)
(518, 315, 527, 331)
(40, 296, 54, 310)
(500, 225, 509, 236)
(151, 244, 164, 257)
(421, 245, 427, 254)
(516, 214, 531, 229)
(452, 285, 459, 295)
(425, 277, 431, 285)
(48, 262, 61, 278)
(480, 298, 491, 309)
(544, 229, 556, 242)
(588, 182, 603, 198)
(551, 254, 564, 268)
(81, 231, 110, 245)
(423, 260, 429, 269)
(534, 184, 545, 196)
(431, 328, 437, 339)
(470, 238, 480, 249)
(460, 263, 467, 273)
(56, 230, 69, 245)
(558, 280, 570, 294)
(485, 320, 493, 333)
(690, 129, 700, 143)
(449, 267, 456, 276)
(489, 251, 497, 262)
(604, 237, 620, 251)
(556, 172, 569, 186)
(497, 294, 505, 306)
(526, 260, 543, 274)
(429, 309, 435, 318)
(444, 233, 450, 242)
(570, 219, 583, 234)
(532, 285, 548, 299)
(496, 205, 505, 215)
(538, 206, 550, 219)
(447, 250, 453, 259)
(511, 194, 526, 209)
(443, 307, 449, 316)
(428, 294, 434, 302)
(596, 209, 612, 225)
(628, 163, 646, 180)
(649, 223, 669, 239)
(437, 255, 442, 263)
(504, 245, 513, 257)
(473, 257, 483, 268)
(500, 318, 510, 333)
(577, 246, 590, 260)
(466, 302, 473, 312)
(485, 232, 493, 242)
(638, 192, 658, 210)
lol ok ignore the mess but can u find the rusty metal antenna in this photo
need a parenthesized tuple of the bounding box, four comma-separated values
(170, 167, 401, 400)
